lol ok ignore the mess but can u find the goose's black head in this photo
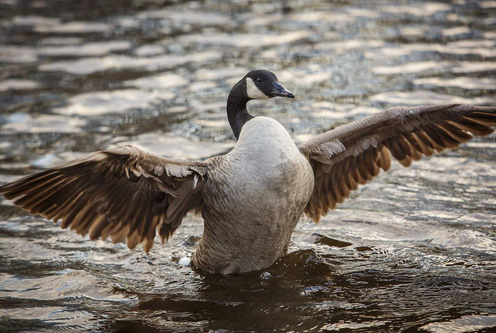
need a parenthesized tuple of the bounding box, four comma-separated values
(227, 69, 294, 140)
(243, 70, 294, 99)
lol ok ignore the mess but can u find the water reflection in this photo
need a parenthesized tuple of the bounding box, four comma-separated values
(0, 0, 495, 331)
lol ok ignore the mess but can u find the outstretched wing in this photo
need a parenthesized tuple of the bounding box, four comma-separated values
(0, 145, 209, 252)
(299, 104, 496, 222)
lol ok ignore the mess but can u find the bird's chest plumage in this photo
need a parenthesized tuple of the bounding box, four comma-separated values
(195, 117, 314, 274)
(208, 117, 313, 212)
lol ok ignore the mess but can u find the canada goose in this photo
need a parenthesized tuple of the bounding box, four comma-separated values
(1, 70, 495, 274)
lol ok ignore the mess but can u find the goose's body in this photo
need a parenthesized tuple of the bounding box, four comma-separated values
(1, 70, 495, 275)
(196, 117, 314, 274)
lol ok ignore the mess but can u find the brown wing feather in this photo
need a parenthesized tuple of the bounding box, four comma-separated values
(0, 145, 209, 253)
(299, 104, 496, 222)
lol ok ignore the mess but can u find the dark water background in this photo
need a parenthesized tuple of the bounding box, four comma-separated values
(0, 0, 496, 331)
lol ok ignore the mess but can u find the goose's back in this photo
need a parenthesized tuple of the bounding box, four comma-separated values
(193, 117, 314, 274)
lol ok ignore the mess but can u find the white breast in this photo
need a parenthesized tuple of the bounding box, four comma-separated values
(234, 116, 299, 160)
(228, 116, 311, 198)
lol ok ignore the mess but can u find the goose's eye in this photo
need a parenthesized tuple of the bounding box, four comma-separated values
(256, 78, 262, 83)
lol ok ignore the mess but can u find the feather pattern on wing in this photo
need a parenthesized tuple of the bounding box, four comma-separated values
(0, 145, 209, 252)
(299, 104, 496, 221)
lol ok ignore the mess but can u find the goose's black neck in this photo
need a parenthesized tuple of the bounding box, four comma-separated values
(227, 80, 253, 140)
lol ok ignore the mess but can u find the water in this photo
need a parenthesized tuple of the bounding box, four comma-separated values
(0, 0, 495, 331)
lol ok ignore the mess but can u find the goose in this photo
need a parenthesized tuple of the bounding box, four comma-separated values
(1, 70, 495, 275)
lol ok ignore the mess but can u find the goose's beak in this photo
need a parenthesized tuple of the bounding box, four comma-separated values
(272, 82, 295, 98)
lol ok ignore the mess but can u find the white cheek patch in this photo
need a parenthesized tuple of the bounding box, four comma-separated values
(246, 77, 269, 99)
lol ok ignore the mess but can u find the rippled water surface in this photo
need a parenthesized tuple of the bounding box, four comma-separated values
(1, 0, 496, 331)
